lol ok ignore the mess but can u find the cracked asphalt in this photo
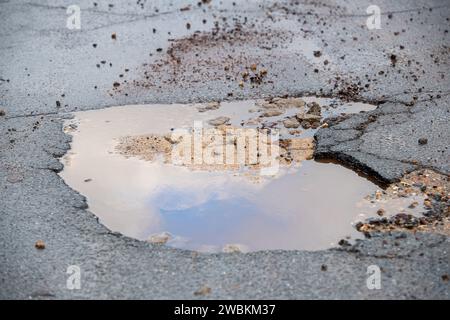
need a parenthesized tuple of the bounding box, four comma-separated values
(0, 0, 449, 299)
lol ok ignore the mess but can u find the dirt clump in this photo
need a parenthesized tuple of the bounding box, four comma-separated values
(35, 240, 46, 249)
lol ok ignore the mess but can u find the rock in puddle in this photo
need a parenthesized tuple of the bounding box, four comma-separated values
(300, 121, 311, 129)
(296, 113, 321, 122)
(261, 109, 284, 117)
(148, 232, 172, 244)
(258, 97, 307, 118)
(306, 102, 321, 116)
(116, 134, 172, 162)
(283, 117, 300, 128)
(279, 137, 315, 164)
(260, 97, 306, 109)
(208, 116, 230, 126)
(222, 244, 247, 253)
(197, 101, 220, 113)
(293, 102, 322, 129)
(296, 113, 321, 129)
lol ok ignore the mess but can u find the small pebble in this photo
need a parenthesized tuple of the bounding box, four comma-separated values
(194, 286, 211, 296)
(35, 240, 45, 250)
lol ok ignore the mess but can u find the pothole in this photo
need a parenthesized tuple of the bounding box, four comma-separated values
(59, 97, 432, 252)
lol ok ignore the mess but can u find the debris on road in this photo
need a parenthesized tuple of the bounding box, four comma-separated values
(148, 232, 172, 244)
(355, 169, 449, 236)
(194, 286, 211, 296)
(35, 240, 45, 250)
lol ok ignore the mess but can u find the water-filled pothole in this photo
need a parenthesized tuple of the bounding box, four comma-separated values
(60, 98, 427, 252)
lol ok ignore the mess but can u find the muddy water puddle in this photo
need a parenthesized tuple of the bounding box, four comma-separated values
(59, 98, 428, 252)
